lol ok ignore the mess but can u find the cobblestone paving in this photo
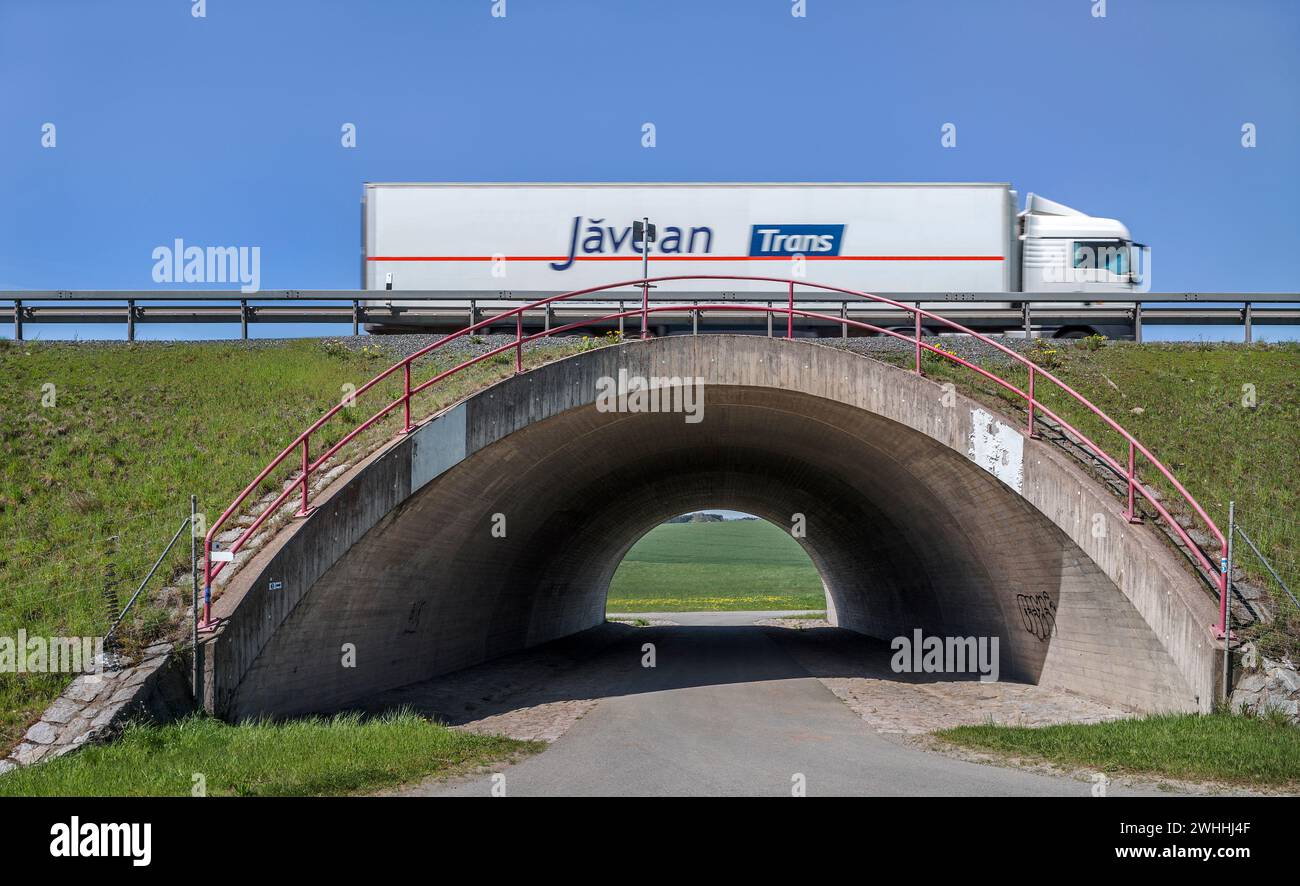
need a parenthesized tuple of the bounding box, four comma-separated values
(764, 621, 1134, 734)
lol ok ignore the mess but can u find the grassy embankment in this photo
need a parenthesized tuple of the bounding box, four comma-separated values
(0, 336, 587, 751)
(937, 711, 1300, 789)
(0, 711, 537, 796)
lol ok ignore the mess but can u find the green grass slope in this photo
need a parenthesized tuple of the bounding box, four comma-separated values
(606, 519, 825, 611)
(0, 337, 583, 750)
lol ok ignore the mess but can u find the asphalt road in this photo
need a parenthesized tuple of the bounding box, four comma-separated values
(413, 615, 1167, 797)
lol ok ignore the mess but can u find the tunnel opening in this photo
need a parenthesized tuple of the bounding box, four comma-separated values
(605, 510, 828, 617)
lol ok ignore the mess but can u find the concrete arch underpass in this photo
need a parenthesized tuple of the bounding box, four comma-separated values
(203, 335, 1220, 721)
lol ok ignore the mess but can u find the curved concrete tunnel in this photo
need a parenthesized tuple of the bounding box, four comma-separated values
(205, 336, 1220, 721)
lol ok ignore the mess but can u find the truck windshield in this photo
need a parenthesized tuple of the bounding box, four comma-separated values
(1073, 241, 1129, 275)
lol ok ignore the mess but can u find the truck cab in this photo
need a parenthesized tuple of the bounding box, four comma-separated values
(1019, 193, 1145, 294)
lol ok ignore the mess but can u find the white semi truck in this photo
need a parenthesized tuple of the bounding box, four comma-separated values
(361, 182, 1145, 338)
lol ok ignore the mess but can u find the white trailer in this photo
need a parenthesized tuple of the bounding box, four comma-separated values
(361, 183, 1144, 337)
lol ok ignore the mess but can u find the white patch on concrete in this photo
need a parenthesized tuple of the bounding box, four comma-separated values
(967, 408, 1024, 493)
(411, 403, 468, 492)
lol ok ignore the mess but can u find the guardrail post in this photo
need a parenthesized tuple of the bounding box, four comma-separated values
(402, 361, 412, 433)
(240, 299, 249, 340)
(13, 298, 21, 341)
(692, 307, 699, 335)
(469, 299, 477, 331)
(787, 282, 794, 339)
(1123, 439, 1141, 523)
(1022, 302, 1031, 339)
(641, 283, 649, 340)
(1026, 365, 1039, 438)
(352, 299, 361, 336)
(841, 301, 848, 340)
(296, 435, 311, 516)
(515, 312, 523, 372)
(767, 302, 773, 337)
(1133, 302, 1143, 343)
(1243, 302, 1253, 344)
(126, 298, 136, 342)
(545, 303, 553, 333)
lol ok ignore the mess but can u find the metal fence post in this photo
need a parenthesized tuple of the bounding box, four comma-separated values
(1222, 501, 1235, 701)
(297, 436, 311, 516)
(1123, 439, 1141, 523)
(191, 494, 201, 704)
(914, 309, 922, 375)
(515, 312, 523, 373)
(1027, 365, 1038, 438)
(402, 361, 412, 433)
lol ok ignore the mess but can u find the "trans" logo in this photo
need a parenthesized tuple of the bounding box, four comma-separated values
(749, 224, 845, 257)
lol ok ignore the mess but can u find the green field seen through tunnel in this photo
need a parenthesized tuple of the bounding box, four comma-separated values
(606, 516, 826, 612)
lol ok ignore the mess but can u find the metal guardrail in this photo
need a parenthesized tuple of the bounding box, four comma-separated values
(2, 290, 1298, 343)
(197, 275, 1232, 642)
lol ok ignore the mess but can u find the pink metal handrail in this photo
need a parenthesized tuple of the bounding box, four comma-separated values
(201, 275, 1229, 636)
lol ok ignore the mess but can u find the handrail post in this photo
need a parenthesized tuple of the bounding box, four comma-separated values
(202, 537, 212, 629)
(1123, 439, 1141, 523)
(296, 435, 311, 516)
(515, 312, 523, 373)
(402, 361, 412, 433)
(914, 309, 922, 375)
(1026, 366, 1039, 438)
(1221, 502, 1235, 678)
(191, 494, 201, 702)
(787, 282, 794, 339)
(641, 282, 649, 339)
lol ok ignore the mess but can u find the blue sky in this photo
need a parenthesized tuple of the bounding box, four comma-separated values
(1, 0, 1296, 340)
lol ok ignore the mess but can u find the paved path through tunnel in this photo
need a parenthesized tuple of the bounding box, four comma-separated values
(388, 615, 1179, 797)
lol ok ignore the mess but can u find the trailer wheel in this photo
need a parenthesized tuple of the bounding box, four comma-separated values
(1053, 326, 1095, 340)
